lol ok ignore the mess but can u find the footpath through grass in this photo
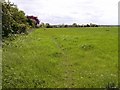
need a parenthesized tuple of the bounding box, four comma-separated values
(2, 27, 118, 88)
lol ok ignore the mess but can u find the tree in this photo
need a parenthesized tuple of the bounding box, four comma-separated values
(27, 16, 40, 28)
(64, 25, 68, 27)
(40, 22, 45, 28)
(45, 23, 50, 28)
(86, 24, 90, 27)
(72, 23, 77, 27)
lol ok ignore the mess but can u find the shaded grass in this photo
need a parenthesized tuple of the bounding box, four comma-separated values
(2, 27, 118, 88)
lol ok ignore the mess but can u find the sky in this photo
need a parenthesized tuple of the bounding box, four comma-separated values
(7, 0, 119, 25)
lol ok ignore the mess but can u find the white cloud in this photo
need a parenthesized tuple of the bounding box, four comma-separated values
(8, 0, 119, 25)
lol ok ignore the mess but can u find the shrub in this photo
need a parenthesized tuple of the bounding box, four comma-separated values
(11, 23, 19, 34)
(18, 24, 27, 34)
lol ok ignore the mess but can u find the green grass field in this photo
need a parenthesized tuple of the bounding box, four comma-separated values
(2, 27, 118, 88)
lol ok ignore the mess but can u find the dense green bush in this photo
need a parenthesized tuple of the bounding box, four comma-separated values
(2, 1, 34, 37)
(11, 23, 19, 34)
(18, 24, 27, 34)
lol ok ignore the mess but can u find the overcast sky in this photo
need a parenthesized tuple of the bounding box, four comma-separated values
(7, 0, 119, 25)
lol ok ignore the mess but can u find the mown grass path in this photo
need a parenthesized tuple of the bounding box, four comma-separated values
(52, 36, 75, 87)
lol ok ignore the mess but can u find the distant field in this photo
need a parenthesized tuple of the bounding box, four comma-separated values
(2, 27, 118, 88)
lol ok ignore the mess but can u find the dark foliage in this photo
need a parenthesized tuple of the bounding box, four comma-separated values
(2, 1, 39, 37)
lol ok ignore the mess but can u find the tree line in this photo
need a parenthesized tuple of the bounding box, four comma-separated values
(39, 23, 98, 28)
